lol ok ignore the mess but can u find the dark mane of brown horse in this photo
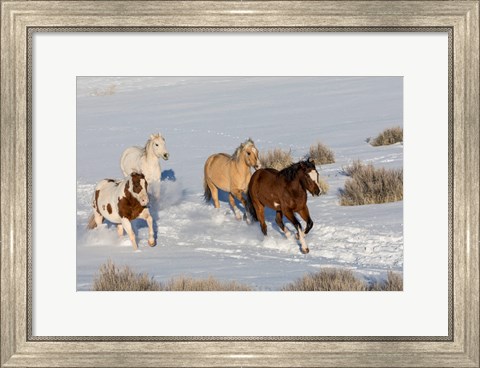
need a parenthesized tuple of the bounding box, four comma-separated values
(278, 159, 315, 181)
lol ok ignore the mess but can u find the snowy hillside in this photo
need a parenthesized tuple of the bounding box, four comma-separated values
(76, 76, 403, 291)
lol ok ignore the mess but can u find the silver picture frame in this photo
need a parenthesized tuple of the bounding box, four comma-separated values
(1, 1, 478, 367)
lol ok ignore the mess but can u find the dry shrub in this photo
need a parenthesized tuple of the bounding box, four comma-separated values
(342, 159, 364, 177)
(282, 269, 403, 291)
(93, 261, 161, 291)
(317, 176, 330, 195)
(93, 262, 252, 291)
(92, 84, 117, 97)
(163, 276, 252, 291)
(308, 142, 335, 164)
(371, 271, 403, 291)
(340, 161, 403, 206)
(282, 269, 367, 291)
(259, 148, 293, 171)
(370, 126, 403, 146)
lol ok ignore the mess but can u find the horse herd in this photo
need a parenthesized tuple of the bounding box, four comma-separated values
(87, 133, 324, 253)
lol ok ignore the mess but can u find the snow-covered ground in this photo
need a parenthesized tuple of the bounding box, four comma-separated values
(76, 76, 403, 291)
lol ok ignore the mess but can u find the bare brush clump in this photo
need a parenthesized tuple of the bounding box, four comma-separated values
(371, 271, 403, 291)
(370, 126, 403, 146)
(163, 276, 252, 291)
(92, 262, 401, 292)
(92, 262, 252, 291)
(91, 84, 117, 97)
(282, 269, 403, 291)
(340, 160, 403, 206)
(308, 142, 335, 164)
(259, 148, 293, 171)
(282, 269, 368, 291)
(93, 261, 161, 291)
(317, 176, 330, 195)
(341, 159, 364, 177)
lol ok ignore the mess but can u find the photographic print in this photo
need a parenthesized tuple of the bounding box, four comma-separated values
(76, 76, 403, 291)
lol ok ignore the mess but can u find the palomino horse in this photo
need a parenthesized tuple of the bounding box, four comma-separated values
(203, 138, 261, 220)
(87, 173, 155, 251)
(247, 158, 322, 254)
(120, 133, 169, 198)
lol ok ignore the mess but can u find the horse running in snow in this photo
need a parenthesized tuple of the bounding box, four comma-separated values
(87, 173, 155, 251)
(120, 133, 169, 198)
(247, 158, 322, 254)
(203, 138, 261, 220)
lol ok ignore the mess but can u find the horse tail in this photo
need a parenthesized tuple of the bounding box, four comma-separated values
(87, 213, 97, 229)
(203, 176, 212, 202)
(203, 157, 213, 202)
(246, 190, 258, 222)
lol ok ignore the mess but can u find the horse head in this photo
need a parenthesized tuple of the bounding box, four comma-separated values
(128, 172, 149, 206)
(149, 133, 169, 160)
(300, 158, 321, 196)
(241, 139, 261, 170)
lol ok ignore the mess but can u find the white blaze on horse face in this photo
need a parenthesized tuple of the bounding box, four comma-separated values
(308, 169, 319, 184)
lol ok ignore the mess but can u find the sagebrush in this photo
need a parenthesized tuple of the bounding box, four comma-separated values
(92, 84, 117, 97)
(162, 276, 252, 291)
(370, 126, 403, 146)
(282, 269, 368, 291)
(282, 269, 403, 291)
(371, 271, 403, 291)
(317, 176, 330, 195)
(308, 142, 335, 164)
(93, 261, 161, 291)
(93, 261, 252, 291)
(93, 262, 401, 292)
(259, 148, 293, 171)
(340, 160, 403, 206)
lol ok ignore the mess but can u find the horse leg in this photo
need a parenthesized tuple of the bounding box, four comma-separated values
(121, 218, 138, 251)
(94, 212, 104, 227)
(117, 224, 124, 236)
(207, 181, 220, 208)
(232, 189, 251, 222)
(253, 202, 267, 235)
(229, 193, 242, 220)
(283, 210, 309, 254)
(150, 180, 161, 200)
(140, 208, 155, 246)
(275, 211, 291, 238)
(298, 207, 314, 235)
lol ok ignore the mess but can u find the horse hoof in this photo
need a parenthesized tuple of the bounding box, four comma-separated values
(301, 248, 310, 254)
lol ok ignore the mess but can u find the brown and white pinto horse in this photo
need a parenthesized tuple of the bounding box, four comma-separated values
(247, 158, 322, 254)
(87, 172, 155, 251)
(203, 138, 261, 220)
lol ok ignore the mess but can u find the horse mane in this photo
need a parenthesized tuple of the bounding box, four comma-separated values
(278, 161, 304, 181)
(231, 138, 255, 161)
(278, 159, 315, 182)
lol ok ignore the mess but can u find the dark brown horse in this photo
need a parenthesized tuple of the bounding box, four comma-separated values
(247, 158, 322, 254)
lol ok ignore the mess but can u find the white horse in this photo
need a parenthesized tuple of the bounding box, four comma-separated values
(120, 133, 169, 198)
